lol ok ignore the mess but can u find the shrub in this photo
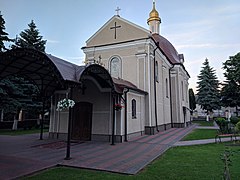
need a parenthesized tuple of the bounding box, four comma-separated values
(230, 116, 240, 125)
(215, 117, 230, 134)
(235, 121, 240, 133)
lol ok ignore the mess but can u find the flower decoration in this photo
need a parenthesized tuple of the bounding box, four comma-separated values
(56, 98, 75, 111)
(115, 104, 124, 111)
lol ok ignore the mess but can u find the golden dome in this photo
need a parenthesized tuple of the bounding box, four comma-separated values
(147, 2, 161, 24)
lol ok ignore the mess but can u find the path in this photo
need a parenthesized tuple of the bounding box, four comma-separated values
(1, 122, 237, 179)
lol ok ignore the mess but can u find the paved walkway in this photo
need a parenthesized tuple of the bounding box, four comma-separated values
(0, 123, 237, 179)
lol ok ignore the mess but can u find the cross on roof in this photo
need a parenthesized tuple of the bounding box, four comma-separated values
(115, 7, 121, 16)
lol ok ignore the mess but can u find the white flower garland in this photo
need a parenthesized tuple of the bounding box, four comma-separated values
(56, 98, 75, 111)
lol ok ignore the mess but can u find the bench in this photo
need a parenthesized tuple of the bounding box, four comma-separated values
(215, 134, 236, 143)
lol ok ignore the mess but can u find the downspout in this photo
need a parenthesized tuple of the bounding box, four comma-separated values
(111, 94, 116, 145)
(124, 88, 129, 142)
(153, 44, 159, 132)
(169, 66, 174, 128)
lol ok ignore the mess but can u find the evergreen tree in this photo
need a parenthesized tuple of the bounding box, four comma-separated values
(0, 76, 42, 120)
(0, 11, 12, 52)
(189, 88, 196, 114)
(12, 20, 46, 52)
(196, 58, 220, 113)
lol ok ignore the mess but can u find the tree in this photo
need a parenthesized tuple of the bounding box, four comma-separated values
(12, 20, 46, 52)
(221, 80, 240, 107)
(223, 52, 240, 85)
(222, 52, 240, 115)
(0, 11, 12, 52)
(1, 20, 47, 121)
(196, 58, 220, 119)
(0, 76, 42, 121)
(189, 88, 196, 114)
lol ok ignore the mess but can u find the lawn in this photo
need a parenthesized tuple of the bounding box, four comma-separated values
(182, 129, 218, 141)
(193, 120, 214, 126)
(23, 143, 240, 180)
(0, 128, 48, 135)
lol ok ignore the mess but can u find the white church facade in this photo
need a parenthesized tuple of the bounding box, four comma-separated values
(48, 1, 191, 142)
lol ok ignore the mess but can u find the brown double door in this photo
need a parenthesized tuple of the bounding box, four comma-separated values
(71, 102, 92, 141)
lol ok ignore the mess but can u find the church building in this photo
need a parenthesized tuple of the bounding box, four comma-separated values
(48, 1, 191, 142)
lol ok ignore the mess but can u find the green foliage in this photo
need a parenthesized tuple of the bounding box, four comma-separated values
(221, 80, 240, 108)
(215, 117, 230, 134)
(235, 121, 240, 133)
(222, 52, 240, 109)
(189, 88, 196, 112)
(0, 75, 42, 120)
(221, 148, 233, 180)
(223, 52, 240, 85)
(230, 116, 240, 125)
(12, 20, 46, 52)
(196, 58, 220, 112)
(0, 11, 13, 52)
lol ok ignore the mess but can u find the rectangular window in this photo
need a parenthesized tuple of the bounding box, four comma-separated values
(132, 99, 137, 119)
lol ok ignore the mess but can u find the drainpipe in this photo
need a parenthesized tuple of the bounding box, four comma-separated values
(169, 66, 174, 128)
(153, 44, 159, 132)
(111, 94, 116, 145)
(124, 88, 129, 142)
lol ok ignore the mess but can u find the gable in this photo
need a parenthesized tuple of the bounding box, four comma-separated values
(86, 15, 150, 47)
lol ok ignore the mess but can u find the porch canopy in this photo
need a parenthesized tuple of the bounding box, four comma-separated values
(0, 48, 116, 97)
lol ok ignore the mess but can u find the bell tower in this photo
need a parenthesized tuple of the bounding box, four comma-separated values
(147, 0, 161, 34)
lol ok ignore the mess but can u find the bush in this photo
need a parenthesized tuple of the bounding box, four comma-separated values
(215, 117, 226, 127)
(215, 117, 230, 134)
(235, 121, 240, 133)
(230, 116, 240, 125)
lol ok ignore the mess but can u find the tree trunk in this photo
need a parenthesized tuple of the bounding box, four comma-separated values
(12, 115, 18, 130)
(0, 109, 3, 122)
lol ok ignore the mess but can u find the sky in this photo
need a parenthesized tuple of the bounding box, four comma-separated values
(1, 0, 240, 92)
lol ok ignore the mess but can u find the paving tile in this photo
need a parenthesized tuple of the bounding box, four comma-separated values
(0, 124, 198, 179)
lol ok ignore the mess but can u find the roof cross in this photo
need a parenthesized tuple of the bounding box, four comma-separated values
(115, 7, 121, 16)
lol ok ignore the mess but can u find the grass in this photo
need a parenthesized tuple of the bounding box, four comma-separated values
(22, 143, 240, 180)
(0, 128, 48, 135)
(193, 120, 214, 126)
(182, 129, 218, 141)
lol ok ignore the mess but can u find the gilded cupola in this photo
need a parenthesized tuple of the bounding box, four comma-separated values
(147, 0, 161, 34)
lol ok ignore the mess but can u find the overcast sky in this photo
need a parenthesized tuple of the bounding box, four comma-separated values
(1, 0, 240, 92)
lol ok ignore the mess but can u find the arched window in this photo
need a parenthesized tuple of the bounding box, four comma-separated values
(166, 78, 169, 98)
(110, 56, 121, 78)
(155, 61, 159, 82)
(132, 99, 136, 119)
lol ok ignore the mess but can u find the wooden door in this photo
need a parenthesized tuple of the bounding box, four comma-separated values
(71, 102, 92, 141)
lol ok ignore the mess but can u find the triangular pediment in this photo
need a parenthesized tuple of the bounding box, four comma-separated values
(86, 15, 150, 47)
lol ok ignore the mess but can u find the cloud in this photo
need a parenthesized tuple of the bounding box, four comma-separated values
(176, 43, 240, 50)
